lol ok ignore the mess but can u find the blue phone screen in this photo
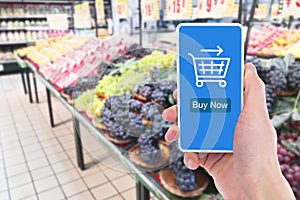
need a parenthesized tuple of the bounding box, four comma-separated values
(178, 23, 243, 152)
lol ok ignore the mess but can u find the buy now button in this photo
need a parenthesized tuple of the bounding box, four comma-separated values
(190, 98, 231, 113)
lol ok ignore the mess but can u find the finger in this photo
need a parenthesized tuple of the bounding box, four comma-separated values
(202, 153, 225, 172)
(173, 90, 177, 99)
(162, 105, 178, 122)
(198, 153, 208, 167)
(243, 63, 268, 117)
(165, 124, 179, 142)
(184, 152, 200, 170)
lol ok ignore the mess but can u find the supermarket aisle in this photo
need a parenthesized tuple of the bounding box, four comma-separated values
(0, 74, 155, 200)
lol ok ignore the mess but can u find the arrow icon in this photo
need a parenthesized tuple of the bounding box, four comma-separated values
(200, 45, 223, 56)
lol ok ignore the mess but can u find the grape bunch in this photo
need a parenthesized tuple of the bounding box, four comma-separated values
(287, 62, 300, 91)
(126, 46, 152, 59)
(277, 131, 300, 198)
(97, 62, 116, 78)
(100, 96, 132, 141)
(151, 79, 176, 108)
(277, 144, 296, 164)
(169, 156, 197, 192)
(281, 163, 300, 198)
(114, 100, 164, 137)
(112, 54, 131, 64)
(265, 84, 277, 115)
(265, 66, 287, 91)
(63, 74, 101, 99)
(137, 84, 155, 101)
(250, 58, 269, 83)
(137, 134, 162, 164)
(137, 79, 176, 108)
(128, 99, 142, 113)
(154, 126, 168, 141)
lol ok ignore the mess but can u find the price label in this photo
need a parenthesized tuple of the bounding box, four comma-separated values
(165, 0, 193, 20)
(96, 0, 105, 20)
(254, 4, 268, 19)
(232, 3, 239, 18)
(197, 0, 228, 19)
(74, 2, 91, 29)
(271, 4, 280, 19)
(141, 0, 159, 21)
(0, 64, 3, 72)
(116, 0, 129, 19)
(282, 0, 300, 17)
(47, 14, 69, 30)
(225, 0, 235, 16)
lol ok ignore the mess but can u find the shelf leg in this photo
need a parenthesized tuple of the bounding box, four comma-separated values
(25, 69, 33, 103)
(20, 67, 27, 94)
(136, 181, 150, 200)
(33, 74, 39, 103)
(46, 87, 55, 127)
(73, 117, 85, 170)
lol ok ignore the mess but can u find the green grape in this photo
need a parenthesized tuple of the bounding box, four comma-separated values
(137, 51, 176, 73)
(93, 95, 105, 116)
(74, 90, 95, 111)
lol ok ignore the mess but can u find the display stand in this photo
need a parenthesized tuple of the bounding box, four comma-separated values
(21, 57, 179, 200)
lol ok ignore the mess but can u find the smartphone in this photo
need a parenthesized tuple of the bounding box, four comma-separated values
(177, 23, 243, 152)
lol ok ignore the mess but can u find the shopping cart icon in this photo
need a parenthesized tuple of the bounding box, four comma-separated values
(188, 52, 231, 88)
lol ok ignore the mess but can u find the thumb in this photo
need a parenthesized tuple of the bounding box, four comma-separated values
(242, 63, 268, 117)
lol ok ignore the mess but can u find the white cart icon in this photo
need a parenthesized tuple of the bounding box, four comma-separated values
(188, 51, 230, 88)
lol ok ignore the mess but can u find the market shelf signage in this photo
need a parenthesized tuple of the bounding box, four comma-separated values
(165, 0, 193, 20)
(116, 0, 129, 19)
(282, 0, 300, 17)
(141, 0, 160, 21)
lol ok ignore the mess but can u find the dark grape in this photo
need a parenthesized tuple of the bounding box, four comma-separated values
(137, 84, 155, 100)
(265, 66, 287, 91)
(169, 156, 197, 192)
(137, 134, 161, 164)
(265, 84, 276, 115)
(128, 99, 142, 113)
(287, 62, 300, 91)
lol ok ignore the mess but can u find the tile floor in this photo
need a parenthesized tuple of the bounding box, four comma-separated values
(0, 74, 158, 200)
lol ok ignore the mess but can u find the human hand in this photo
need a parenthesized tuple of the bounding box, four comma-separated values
(163, 63, 295, 199)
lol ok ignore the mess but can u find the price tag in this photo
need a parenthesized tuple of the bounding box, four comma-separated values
(74, 2, 92, 29)
(47, 14, 69, 30)
(0, 64, 3, 72)
(96, 0, 105, 20)
(232, 3, 239, 18)
(254, 4, 268, 19)
(197, 0, 228, 19)
(282, 0, 300, 17)
(141, 0, 159, 21)
(116, 0, 129, 19)
(165, 0, 193, 20)
(271, 4, 280, 19)
(225, 0, 235, 17)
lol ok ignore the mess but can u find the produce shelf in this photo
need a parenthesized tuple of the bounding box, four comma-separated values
(24, 59, 172, 200)
(0, 59, 17, 64)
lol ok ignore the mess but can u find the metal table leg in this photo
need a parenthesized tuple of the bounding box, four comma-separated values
(20, 67, 27, 94)
(73, 117, 85, 170)
(33, 74, 39, 103)
(46, 87, 55, 127)
(136, 181, 150, 200)
(25, 69, 33, 103)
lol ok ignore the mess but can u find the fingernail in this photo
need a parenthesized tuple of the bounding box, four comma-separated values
(162, 110, 167, 120)
(246, 63, 257, 75)
(165, 130, 176, 142)
(188, 159, 195, 169)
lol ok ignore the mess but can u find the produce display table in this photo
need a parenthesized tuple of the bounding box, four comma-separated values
(20, 58, 183, 200)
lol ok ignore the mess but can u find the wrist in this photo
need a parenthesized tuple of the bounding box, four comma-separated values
(246, 169, 295, 200)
